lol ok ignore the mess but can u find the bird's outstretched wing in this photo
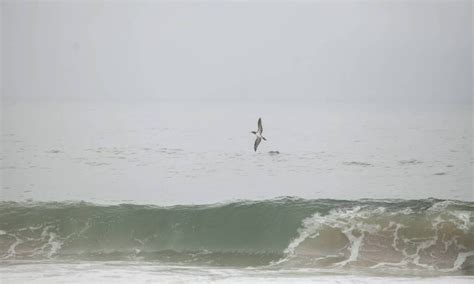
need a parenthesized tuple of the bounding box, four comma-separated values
(257, 118, 263, 134)
(254, 137, 262, 152)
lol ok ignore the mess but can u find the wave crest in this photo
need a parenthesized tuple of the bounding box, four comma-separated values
(0, 198, 473, 274)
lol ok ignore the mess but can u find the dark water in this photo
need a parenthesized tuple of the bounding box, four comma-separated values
(1, 198, 473, 275)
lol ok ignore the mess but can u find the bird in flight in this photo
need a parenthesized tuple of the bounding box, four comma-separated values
(251, 118, 267, 151)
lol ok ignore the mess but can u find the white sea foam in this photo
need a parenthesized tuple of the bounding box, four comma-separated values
(277, 204, 474, 271)
(0, 262, 473, 284)
(5, 234, 23, 259)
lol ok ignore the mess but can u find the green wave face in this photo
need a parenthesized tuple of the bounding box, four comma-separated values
(0, 198, 473, 273)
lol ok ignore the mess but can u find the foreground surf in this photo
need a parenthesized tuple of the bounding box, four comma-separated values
(0, 198, 473, 274)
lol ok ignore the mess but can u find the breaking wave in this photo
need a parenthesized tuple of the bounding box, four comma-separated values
(0, 198, 473, 274)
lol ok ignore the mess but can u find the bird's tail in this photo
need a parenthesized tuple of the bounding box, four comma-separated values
(262, 137, 267, 141)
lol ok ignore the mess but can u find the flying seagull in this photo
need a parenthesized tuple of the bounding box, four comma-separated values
(251, 118, 267, 151)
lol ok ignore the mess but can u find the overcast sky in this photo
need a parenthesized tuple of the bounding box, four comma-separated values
(1, 0, 472, 103)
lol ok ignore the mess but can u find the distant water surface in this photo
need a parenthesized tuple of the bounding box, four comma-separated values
(1, 100, 471, 204)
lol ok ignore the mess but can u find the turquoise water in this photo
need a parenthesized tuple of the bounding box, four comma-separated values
(1, 198, 473, 275)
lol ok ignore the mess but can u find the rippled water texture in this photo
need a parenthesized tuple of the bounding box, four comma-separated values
(1, 101, 471, 204)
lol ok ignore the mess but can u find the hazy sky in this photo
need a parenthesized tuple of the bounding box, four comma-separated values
(1, 0, 472, 103)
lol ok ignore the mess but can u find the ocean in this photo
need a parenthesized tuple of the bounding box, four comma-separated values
(1, 100, 472, 283)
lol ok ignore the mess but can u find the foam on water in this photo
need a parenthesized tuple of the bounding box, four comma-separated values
(1, 262, 473, 284)
(270, 200, 474, 273)
(0, 198, 472, 275)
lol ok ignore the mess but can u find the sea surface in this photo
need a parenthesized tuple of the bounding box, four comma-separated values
(0, 100, 472, 283)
